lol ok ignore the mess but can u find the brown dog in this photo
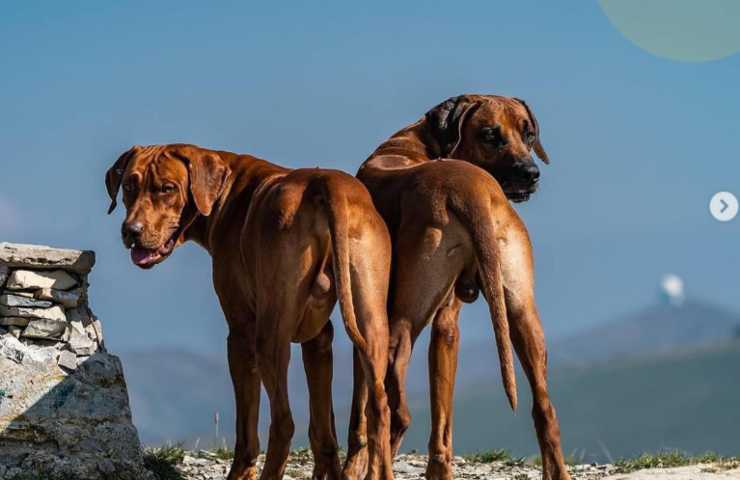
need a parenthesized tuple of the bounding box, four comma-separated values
(346, 95, 570, 480)
(105, 144, 394, 480)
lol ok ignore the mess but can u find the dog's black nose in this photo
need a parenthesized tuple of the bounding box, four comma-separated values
(125, 221, 144, 235)
(513, 161, 540, 183)
(122, 221, 145, 247)
(524, 164, 540, 182)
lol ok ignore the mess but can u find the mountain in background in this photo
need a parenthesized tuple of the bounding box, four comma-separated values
(410, 338, 740, 463)
(121, 346, 353, 447)
(550, 299, 740, 366)
(120, 293, 740, 460)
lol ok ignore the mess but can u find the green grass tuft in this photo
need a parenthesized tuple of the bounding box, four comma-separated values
(144, 444, 187, 480)
(463, 448, 514, 463)
(209, 445, 235, 460)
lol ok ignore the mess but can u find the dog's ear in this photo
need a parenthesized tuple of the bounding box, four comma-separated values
(514, 98, 549, 164)
(105, 146, 138, 214)
(185, 149, 231, 217)
(425, 96, 481, 157)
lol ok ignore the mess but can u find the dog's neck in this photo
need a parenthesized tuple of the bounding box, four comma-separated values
(184, 151, 287, 255)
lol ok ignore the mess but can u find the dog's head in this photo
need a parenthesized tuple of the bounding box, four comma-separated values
(425, 94, 550, 202)
(105, 144, 231, 269)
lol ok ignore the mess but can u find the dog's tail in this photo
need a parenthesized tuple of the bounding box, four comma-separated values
(449, 198, 518, 411)
(320, 177, 368, 353)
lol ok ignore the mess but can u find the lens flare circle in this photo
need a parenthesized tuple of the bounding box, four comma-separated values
(599, 0, 740, 62)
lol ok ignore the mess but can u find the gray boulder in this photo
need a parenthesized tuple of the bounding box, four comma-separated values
(0, 242, 152, 480)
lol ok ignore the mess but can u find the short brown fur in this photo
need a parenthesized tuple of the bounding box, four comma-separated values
(347, 95, 570, 480)
(106, 144, 394, 480)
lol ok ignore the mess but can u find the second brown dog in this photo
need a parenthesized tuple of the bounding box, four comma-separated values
(346, 95, 571, 480)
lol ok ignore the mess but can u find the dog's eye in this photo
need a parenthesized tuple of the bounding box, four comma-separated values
(480, 125, 507, 148)
(122, 183, 135, 193)
(161, 183, 177, 194)
(524, 130, 536, 145)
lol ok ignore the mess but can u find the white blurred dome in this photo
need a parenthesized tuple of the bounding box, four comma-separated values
(660, 274, 685, 306)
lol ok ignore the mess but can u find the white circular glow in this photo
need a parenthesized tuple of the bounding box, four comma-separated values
(599, 0, 740, 62)
(661, 274, 685, 305)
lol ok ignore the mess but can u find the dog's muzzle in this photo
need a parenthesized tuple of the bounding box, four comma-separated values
(500, 161, 540, 203)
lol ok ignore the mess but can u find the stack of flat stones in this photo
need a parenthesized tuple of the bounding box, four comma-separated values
(0, 245, 101, 366)
(0, 242, 153, 480)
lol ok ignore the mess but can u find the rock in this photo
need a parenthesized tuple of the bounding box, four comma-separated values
(5, 467, 22, 478)
(68, 326, 96, 355)
(8, 290, 35, 298)
(87, 318, 105, 345)
(58, 350, 78, 370)
(162, 451, 625, 480)
(603, 464, 740, 479)
(0, 316, 31, 327)
(394, 460, 425, 475)
(5, 269, 78, 290)
(98, 458, 116, 474)
(0, 346, 152, 479)
(0, 293, 53, 308)
(21, 343, 58, 368)
(0, 304, 66, 322)
(67, 305, 92, 325)
(22, 318, 69, 340)
(0, 333, 25, 363)
(35, 287, 83, 308)
(0, 243, 150, 480)
(0, 242, 95, 274)
(0, 264, 8, 286)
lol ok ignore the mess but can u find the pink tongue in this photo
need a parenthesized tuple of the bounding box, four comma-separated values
(131, 246, 159, 265)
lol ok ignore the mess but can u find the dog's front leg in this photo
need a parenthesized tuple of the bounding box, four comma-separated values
(226, 316, 261, 480)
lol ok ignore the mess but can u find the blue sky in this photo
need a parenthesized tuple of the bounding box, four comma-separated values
(1, 1, 739, 355)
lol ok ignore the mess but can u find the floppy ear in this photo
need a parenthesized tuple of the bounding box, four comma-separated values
(185, 149, 231, 216)
(514, 98, 549, 164)
(105, 146, 137, 214)
(425, 96, 481, 158)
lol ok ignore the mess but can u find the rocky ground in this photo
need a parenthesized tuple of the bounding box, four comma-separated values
(173, 452, 607, 480)
(146, 450, 740, 480)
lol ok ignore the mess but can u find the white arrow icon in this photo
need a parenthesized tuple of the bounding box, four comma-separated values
(710, 192, 738, 222)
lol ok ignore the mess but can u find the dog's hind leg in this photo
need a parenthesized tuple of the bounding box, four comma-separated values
(344, 258, 394, 480)
(256, 307, 296, 480)
(226, 319, 261, 480)
(386, 220, 466, 461)
(426, 296, 463, 480)
(343, 348, 369, 480)
(301, 321, 342, 480)
(385, 314, 418, 456)
(507, 300, 570, 480)
(499, 226, 571, 480)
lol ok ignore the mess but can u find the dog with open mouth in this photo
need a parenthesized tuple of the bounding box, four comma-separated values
(106, 144, 395, 480)
(345, 94, 570, 480)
